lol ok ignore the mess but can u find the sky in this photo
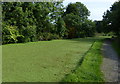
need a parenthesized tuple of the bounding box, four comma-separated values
(63, 0, 118, 21)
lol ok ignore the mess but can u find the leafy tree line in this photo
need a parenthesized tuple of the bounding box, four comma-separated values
(96, 0, 120, 36)
(63, 2, 95, 38)
(2, 2, 96, 44)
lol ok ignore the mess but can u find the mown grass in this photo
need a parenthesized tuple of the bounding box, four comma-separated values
(2, 38, 97, 82)
(62, 39, 104, 82)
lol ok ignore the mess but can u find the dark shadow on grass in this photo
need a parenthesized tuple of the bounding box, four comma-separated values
(62, 37, 103, 44)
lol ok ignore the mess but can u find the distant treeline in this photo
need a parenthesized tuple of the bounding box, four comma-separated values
(95, 0, 120, 37)
(2, 2, 96, 44)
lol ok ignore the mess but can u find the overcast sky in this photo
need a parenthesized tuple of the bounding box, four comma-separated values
(63, 0, 118, 21)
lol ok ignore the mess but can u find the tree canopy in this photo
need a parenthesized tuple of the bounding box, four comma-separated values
(102, 0, 120, 36)
(2, 2, 96, 44)
(63, 2, 95, 38)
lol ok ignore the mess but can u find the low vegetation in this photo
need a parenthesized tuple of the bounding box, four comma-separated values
(3, 38, 96, 82)
(112, 38, 120, 56)
(62, 39, 104, 82)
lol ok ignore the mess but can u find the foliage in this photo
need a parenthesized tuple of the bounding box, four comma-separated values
(63, 13, 82, 38)
(64, 2, 90, 18)
(112, 37, 120, 56)
(2, 25, 21, 44)
(2, 2, 64, 44)
(22, 25, 37, 42)
(81, 19, 96, 37)
(37, 33, 60, 41)
(94, 20, 103, 33)
(2, 2, 96, 44)
(63, 14, 95, 38)
(102, 1, 120, 36)
(63, 2, 95, 38)
(56, 17, 67, 37)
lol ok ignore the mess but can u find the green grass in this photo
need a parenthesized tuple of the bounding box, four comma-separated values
(2, 38, 97, 82)
(62, 40, 104, 82)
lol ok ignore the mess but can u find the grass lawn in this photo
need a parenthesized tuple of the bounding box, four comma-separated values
(62, 40, 104, 82)
(2, 38, 97, 82)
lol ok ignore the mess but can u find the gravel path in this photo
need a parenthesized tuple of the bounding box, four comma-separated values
(101, 39, 120, 82)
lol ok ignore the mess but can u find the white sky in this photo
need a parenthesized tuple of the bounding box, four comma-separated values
(63, 0, 118, 20)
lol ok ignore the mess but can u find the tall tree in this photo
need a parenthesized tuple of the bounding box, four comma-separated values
(64, 2, 90, 18)
(63, 2, 94, 38)
(102, 1, 120, 36)
(56, 17, 67, 37)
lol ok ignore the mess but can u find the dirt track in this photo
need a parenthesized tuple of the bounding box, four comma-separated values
(101, 40, 120, 82)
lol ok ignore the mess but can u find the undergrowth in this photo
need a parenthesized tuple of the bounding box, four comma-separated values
(112, 38, 120, 57)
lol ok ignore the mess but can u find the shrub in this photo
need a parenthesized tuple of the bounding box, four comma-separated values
(38, 33, 60, 41)
(2, 25, 19, 44)
(77, 31, 86, 38)
(16, 35, 25, 43)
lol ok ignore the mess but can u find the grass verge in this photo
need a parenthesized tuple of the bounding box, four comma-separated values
(62, 40, 104, 82)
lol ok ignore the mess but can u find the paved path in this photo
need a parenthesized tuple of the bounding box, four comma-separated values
(101, 40, 120, 82)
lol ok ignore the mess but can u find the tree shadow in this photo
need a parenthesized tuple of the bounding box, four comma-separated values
(62, 37, 102, 44)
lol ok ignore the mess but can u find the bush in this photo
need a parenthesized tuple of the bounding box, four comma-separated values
(38, 33, 60, 41)
(16, 35, 25, 43)
(77, 31, 86, 38)
(2, 35, 12, 44)
(49, 34, 60, 40)
(2, 25, 19, 44)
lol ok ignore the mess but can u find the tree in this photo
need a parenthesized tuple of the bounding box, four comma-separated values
(63, 2, 94, 38)
(2, 25, 21, 44)
(2, 2, 65, 44)
(110, 1, 120, 36)
(2, 2, 37, 43)
(102, 1, 120, 36)
(64, 2, 90, 18)
(102, 10, 112, 34)
(94, 20, 103, 33)
(63, 13, 82, 38)
(56, 17, 67, 37)
(83, 20, 96, 37)
(2, 2, 95, 44)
